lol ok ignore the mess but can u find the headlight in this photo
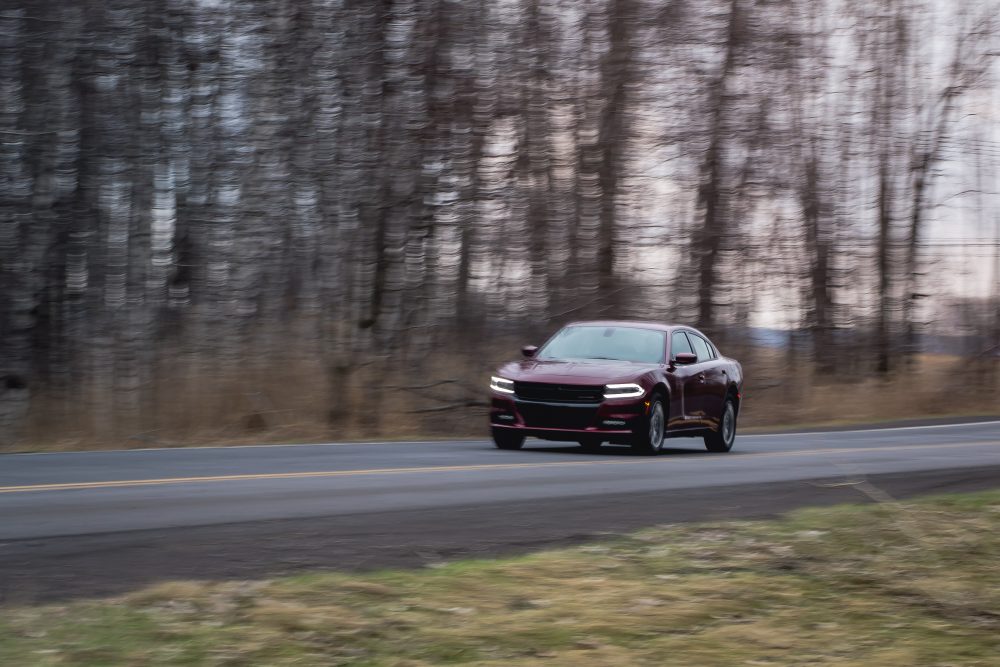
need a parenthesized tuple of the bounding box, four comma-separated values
(490, 376, 515, 394)
(604, 383, 644, 399)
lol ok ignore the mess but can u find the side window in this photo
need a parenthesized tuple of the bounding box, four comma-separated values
(689, 334, 712, 362)
(671, 331, 693, 359)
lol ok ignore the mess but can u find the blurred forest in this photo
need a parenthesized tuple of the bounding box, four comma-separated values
(1, 0, 998, 449)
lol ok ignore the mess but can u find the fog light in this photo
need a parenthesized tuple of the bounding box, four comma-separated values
(603, 419, 627, 427)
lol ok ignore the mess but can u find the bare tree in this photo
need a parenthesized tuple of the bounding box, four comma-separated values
(1, 0, 997, 446)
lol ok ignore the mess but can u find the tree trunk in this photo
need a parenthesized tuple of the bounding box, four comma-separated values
(801, 147, 834, 372)
(695, 0, 739, 335)
(595, 0, 635, 311)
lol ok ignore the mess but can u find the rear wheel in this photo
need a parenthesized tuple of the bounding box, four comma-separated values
(492, 428, 525, 450)
(704, 399, 736, 452)
(631, 395, 665, 455)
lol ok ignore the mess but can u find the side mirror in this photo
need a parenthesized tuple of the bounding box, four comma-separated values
(674, 352, 697, 365)
(522, 345, 539, 358)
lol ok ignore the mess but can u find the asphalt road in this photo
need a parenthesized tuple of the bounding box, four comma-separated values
(2, 418, 999, 603)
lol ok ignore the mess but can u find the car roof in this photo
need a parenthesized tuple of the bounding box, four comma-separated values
(564, 320, 690, 333)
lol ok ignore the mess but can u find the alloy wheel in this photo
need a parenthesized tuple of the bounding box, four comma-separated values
(722, 403, 735, 447)
(649, 402, 665, 451)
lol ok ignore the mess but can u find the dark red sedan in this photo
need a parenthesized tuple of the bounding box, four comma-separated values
(489, 321, 743, 454)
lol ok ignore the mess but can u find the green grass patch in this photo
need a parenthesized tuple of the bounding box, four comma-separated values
(3, 490, 1000, 665)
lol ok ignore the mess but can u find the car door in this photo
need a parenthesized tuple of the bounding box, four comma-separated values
(667, 331, 698, 427)
(687, 332, 726, 425)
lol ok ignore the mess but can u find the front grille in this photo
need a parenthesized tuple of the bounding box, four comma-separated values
(513, 382, 603, 404)
(516, 402, 599, 429)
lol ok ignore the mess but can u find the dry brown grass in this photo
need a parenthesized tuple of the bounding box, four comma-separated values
(738, 351, 1000, 429)
(10, 341, 999, 452)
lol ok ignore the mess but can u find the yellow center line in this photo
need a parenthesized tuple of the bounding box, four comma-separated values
(0, 440, 997, 494)
(0, 460, 637, 494)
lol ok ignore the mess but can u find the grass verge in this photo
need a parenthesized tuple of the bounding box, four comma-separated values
(2, 490, 999, 666)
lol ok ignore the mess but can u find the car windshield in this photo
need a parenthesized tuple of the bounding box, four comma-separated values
(537, 326, 666, 364)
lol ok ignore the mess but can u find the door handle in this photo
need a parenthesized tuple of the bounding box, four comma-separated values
(697, 373, 706, 382)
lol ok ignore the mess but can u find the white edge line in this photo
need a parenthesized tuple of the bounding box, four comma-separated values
(740, 419, 1000, 438)
(4, 420, 1000, 457)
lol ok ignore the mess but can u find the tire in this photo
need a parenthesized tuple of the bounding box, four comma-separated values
(492, 428, 526, 450)
(704, 398, 737, 453)
(578, 438, 603, 453)
(631, 394, 665, 455)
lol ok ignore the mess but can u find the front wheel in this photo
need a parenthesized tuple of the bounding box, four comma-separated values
(631, 396, 665, 455)
(704, 399, 736, 452)
(492, 428, 525, 450)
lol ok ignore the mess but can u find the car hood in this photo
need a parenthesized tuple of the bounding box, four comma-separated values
(495, 359, 659, 385)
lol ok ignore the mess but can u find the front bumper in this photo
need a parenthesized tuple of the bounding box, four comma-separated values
(489, 394, 646, 440)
